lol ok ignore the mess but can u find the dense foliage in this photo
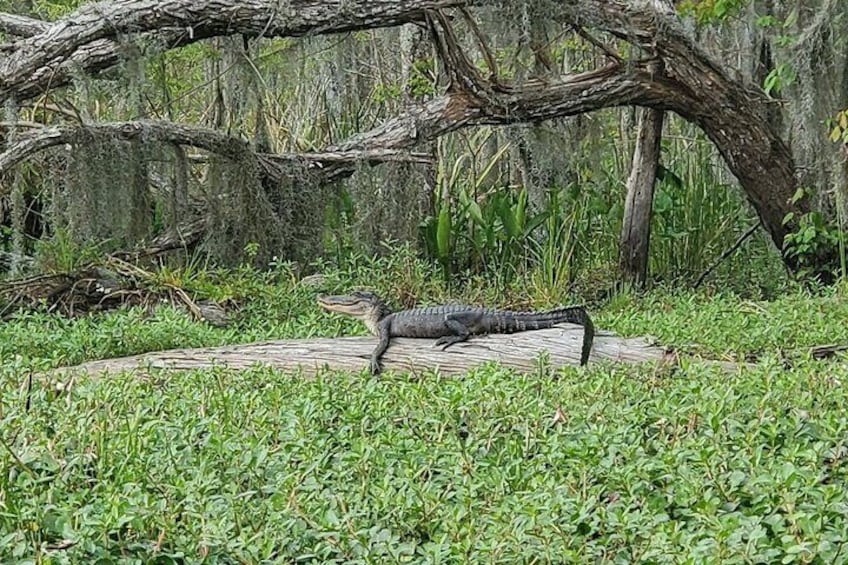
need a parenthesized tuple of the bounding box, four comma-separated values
(2, 257, 848, 562)
(2, 0, 846, 284)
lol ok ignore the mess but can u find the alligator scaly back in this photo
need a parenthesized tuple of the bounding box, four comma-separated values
(318, 292, 595, 374)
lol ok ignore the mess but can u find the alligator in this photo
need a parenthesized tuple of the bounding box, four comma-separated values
(318, 291, 594, 375)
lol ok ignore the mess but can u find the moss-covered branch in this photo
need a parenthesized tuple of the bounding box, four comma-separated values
(0, 120, 432, 196)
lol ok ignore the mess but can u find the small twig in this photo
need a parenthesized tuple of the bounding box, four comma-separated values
(694, 221, 762, 288)
(45, 540, 77, 551)
(0, 120, 46, 129)
(458, 8, 500, 84)
(0, 272, 65, 290)
(96, 289, 144, 308)
(426, 10, 491, 98)
(0, 288, 27, 319)
(167, 284, 202, 321)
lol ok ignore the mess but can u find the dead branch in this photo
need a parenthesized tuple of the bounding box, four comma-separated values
(112, 216, 208, 261)
(0, 12, 49, 38)
(49, 326, 670, 379)
(0, 10, 192, 100)
(570, 25, 623, 63)
(694, 221, 762, 288)
(458, 8, 501, 84)
(0, 254, 232, 322)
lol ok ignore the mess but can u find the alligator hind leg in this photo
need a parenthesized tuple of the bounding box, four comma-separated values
(434, 313, 477, 350)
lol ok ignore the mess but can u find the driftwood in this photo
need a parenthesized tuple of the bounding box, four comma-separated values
(50, 325, 717, 380)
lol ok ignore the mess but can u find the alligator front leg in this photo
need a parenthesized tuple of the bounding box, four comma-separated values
(369, 319, 392, 375)
(433, 313, 475, 350)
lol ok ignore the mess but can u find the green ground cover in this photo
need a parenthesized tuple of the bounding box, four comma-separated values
(2, 261, 847, 563)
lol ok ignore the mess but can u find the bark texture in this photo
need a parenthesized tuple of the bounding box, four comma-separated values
(620, 108, 665, 287)
(51, 326, 666, 379)
(0, 120, 432, 194)
(0, 0, 472, 102)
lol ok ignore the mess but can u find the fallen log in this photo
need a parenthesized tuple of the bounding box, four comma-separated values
(48, 325, 734, 380)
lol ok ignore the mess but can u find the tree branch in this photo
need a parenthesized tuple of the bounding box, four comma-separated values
(570, 25, 622, 63)
(0, 120, 434, 194)
(332, 62, 662, 152)
(0, 0, 478, 102)
(694, 221, 762, 288)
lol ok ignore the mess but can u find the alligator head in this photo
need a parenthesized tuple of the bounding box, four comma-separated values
(317, 291, 391, 335)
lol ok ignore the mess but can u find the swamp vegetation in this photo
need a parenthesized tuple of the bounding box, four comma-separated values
(1, 0, 848, 562)
(3, 255, 848, 562)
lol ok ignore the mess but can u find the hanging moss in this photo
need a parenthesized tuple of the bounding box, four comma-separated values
(782, 1, 848, 218)
(56, 130, 152, 250)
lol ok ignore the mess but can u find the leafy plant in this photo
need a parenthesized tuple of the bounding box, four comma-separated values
(422, 183, 549, 284)
(780, 185, 846, 282)
(3, 262, 848, 562)
(828, 109, 848, 145)
(527, 185, 588, 302)
(33, 229, 108, 274)
(782, 209, 844, 281)
(763, 62, 797, 96)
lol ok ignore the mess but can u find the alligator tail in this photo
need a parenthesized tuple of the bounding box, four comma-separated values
(512, 306, 594, 365)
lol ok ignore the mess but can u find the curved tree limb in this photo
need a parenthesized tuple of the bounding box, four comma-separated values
(0, 0, 834, 276)
(0, 120, 433, 194)
(0, 0, 478, 102)
(332, 62, 659, 152)
(331, 5, 820, 273)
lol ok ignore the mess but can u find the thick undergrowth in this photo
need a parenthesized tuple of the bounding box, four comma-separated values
(1, 257, 848, 562)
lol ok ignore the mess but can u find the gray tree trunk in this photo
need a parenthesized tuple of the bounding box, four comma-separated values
(620, 108, 665, 287)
